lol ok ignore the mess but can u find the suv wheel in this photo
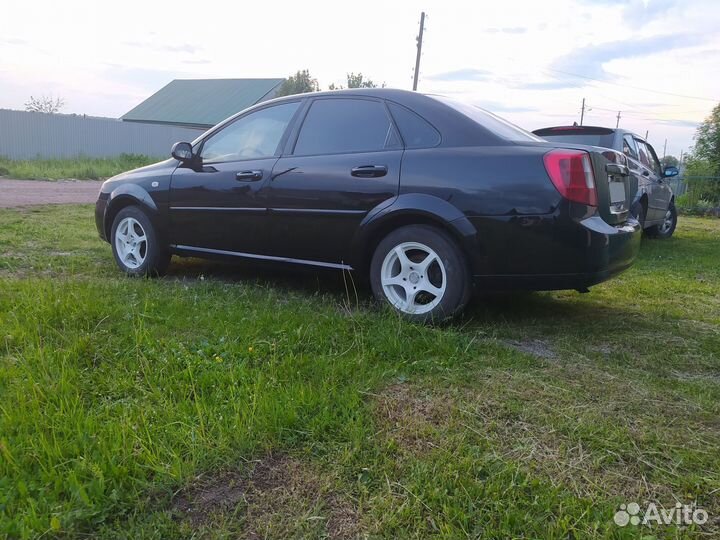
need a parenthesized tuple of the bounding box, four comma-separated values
(370, 225, 471, 322)
(111, 206, 170, 276)
(646, 204, 677, 239)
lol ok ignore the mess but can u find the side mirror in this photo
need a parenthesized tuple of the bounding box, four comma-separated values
(663, 166, 679, 178)
(171, 141, 194, 163)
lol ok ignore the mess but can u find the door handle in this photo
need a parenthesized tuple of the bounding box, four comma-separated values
(351, 165, 388, 178)
(236, 170, 263, 181)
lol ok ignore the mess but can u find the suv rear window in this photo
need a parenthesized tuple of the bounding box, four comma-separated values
(533, 127, 615, 148)
(431, 95, 542, 142)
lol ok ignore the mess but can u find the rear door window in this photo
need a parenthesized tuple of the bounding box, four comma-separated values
(293, 98, 399, 156)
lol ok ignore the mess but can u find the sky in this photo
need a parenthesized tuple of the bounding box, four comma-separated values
(1, 0, 718, 157)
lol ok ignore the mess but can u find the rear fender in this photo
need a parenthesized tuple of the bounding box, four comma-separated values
(350, 193, 481, 272)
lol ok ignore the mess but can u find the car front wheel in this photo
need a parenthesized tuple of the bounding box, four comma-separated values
(110, 206, 170, 276)
(370, 225, 471, 322)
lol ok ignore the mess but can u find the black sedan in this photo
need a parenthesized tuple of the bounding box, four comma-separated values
(96, 89, 641, 321)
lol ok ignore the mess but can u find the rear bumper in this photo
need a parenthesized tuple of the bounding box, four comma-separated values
(470, 215, 642, 291)
(575, 215, 641, 281)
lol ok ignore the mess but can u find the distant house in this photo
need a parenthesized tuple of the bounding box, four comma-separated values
(121, 78, 285, 129)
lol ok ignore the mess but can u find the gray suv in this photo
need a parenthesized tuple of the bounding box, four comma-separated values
(533, 126, 679, 238)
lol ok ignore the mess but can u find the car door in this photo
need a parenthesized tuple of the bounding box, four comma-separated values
(635, 138, 667, 222)
(259, 97, 402, 265)
(168, 101, 302, 255)
(644, 141, 672, 215)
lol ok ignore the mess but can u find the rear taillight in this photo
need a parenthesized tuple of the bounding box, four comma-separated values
(543, 149, 597, 207)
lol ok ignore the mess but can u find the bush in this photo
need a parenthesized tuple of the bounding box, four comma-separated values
(676, 194, 720, 216)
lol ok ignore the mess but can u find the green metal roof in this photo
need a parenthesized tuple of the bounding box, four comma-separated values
(121, 78, 285, 127)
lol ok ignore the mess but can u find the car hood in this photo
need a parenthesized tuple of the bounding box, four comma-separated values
(102, 158, 177, 189)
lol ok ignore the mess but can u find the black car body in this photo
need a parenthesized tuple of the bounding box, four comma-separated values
(96, 89, 641, 320)
(533, 126, 679, 238)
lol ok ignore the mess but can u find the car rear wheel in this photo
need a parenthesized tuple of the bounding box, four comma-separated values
(111, 206, 170, 276)
(646, 204, 677, 239)
(370, 225, 471, 322)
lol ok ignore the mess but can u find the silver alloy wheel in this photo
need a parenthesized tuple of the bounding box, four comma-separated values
(114, 217, 147, 269)
(659, 209, 674, 234)
(380, 241, 447, 315)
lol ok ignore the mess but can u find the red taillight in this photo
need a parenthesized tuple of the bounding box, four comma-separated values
(543, 149, 597, 206)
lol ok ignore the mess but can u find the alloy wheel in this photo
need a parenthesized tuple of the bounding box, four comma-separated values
(380, 241, 447, 315)
(114, 217, 147, 269)
(659, 209, 674, 234)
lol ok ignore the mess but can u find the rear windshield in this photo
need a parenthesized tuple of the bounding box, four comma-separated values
(431, 95, 543, 143)
(535, 128, 615, 148)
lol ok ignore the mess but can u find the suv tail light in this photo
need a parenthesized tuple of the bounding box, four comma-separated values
(543, 149, 597, 206)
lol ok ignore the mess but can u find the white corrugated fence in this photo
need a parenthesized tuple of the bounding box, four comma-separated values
(0, 109, 205, 159)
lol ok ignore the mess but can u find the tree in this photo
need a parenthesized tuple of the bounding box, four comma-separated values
(690, 102, 720, 176)
(276, 70, 319, 97)
(25, 95, 65, 114)
(346, 72, 379, 88)
(660, 155, 679, 168)
(328, 73, 385, 90)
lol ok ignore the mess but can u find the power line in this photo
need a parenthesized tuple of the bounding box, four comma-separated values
(546, 68, 718, 102)
(585, 102, 700, 125)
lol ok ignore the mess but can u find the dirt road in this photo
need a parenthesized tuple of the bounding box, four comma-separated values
(0, 178, 100, 208)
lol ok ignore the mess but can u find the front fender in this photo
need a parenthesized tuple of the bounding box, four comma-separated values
(108, 183, 158, 212)
(350, 193, 481, 271)
(101, 184, 161, 241)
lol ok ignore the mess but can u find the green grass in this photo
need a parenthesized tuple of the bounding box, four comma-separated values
(0, 154, 159, 181)
(0, 206, 719, 539)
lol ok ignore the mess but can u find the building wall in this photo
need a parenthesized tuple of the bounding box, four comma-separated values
(0, 109, 205, 160)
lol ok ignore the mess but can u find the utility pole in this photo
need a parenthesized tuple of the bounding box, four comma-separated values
(412, 11, 426, 91)
(615, 110, 621, 128)
(580, 98, 585, 126)
(645, 130, 649, 140)
(663, 139, 667, 159)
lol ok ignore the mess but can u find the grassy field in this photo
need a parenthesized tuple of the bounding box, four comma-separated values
(0, 206, 718, 539)
(0, 155, 158, 181)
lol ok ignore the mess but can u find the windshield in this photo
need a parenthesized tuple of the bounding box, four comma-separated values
(431, 95, 543, 142)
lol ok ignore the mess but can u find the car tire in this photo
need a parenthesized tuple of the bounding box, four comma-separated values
(370, 225, 471, 323)
(646, 203, 677, 239)
(638, 203, 647, 229)
(110, 206, 170, 277)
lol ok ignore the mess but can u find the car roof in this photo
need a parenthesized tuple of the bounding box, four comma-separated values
(203, 87, 506, 148)
(262, 87, 448, 115)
